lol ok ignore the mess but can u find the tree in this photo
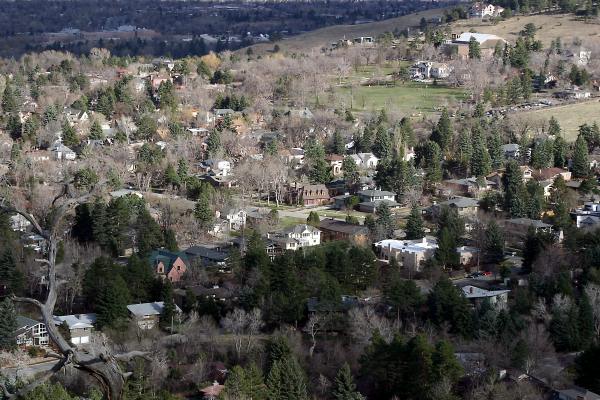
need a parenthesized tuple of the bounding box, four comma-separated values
(194, 193, 214, 228)
(307, 211, 320, 227)
(428, 278, 474, 338)
(2, 82, 18, 113)
(223, 364, 267, 400)
(471, 131, 492, 177)
(374, 202, 395, 240)
(6, 114, 22, 141)
(0, 298, 17, 350)
(405, 204, 425, 240)
(503, 160, 527, 217)
(342, 156, 359, 188)
(553, 135, 568, 167)
(385, 274, 423, 321)
(573, 134, 589, 178)
(266, 355, 308, 400)
(160, 280, 176, 331)
(157, 80, 177, 111)
(95, 274, 130, 329)
(0, 248, 24, 295)
(206, 129, 221, 156)
(89, 120, 104, 140)
(469, 37, 481, 59)
(435, 227, 459, 268)
(432, 340, 463, 384)
(575, 344, 600, 394)
(61, 121, 79, 148)
(332, 363, 365, 400)
(423, 141, 443, 183)
(197, 60, 212, 79)
(484, 220, 505, 264)
(431, 108, 453, 152)
(332, 131, 345, 155)
(373, 125, 392, 161)
(457, 130, 472, 173)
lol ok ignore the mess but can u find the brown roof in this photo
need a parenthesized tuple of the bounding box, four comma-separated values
(302, 184, 330, 200)
(532, 167, 568, 181)
(326, 154, 344, 162)
(319, 219, 369, 235)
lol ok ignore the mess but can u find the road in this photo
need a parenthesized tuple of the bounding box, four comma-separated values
(2, 359, 61, 381)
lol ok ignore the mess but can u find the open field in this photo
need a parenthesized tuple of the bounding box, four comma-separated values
(519, 99, 600, 141)
(451, 13, 600, 47)
(247, 7, 448, 54)
(334, 82, 468, 116)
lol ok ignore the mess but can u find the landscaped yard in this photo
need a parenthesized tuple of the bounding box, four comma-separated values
(334, 82, 469, 116)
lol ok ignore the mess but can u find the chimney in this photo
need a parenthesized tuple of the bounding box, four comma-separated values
(469, 287, 474, 294)
(422, 237, 427, 244)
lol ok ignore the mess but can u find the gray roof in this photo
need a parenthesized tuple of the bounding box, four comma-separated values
(358, 189, 395, 197)
(507, 218, 552, 229)
(16, 315, 42, 329)
(284, 224, 320, 235)
(501, 143, 520, 152)
(53, 314, 96, 329)
(557, 387, 600, 400)
(440, 197, 479, 209)
(127, 302, 181, 317)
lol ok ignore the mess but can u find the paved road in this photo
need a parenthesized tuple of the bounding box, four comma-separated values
(2, 360, 60, 381)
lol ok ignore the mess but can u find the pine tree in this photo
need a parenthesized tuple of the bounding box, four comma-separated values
(0, 248, 23, 295)
(488, 131, 504, 170)
(579, 294, 595, 349)
(194, 193, 214, 228)
(307, 211, 320, 227)
(0, 298, 17, 350)
(342, 156, 359, 187)
(431, 108, 452, 152)
(373, 125, 392, 161)
(160, 280, 176, 331)
(332, 131, 345, 155)
(503, 160, 527, 217)
(405, 204, 425, 240)
(573, 134, 589, 178)
(206, 129, 221, 156)
(468, 37, 482, 59)
(553, 135, 568, 167)
(484, 220, 505, 263)
(435, 227, 459, 268)
(332, 363, 365, 400)
(549, 116, 561, 136)
(2, 82, 17, 113)
(96, 275, 130, 329)
(267, 356, 308, 400)
(457, 130, 472, 173)
(375, 202, 395, 239)
(62, 121, 79, 148)
(432, 340, 463, 384)
(89, 120, 104, 140)
(6, 114, 22, 141)
(424, 141, 442, 183)
(471, 131, 492, 177)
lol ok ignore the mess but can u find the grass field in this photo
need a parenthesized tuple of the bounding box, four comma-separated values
(451, 13, 600, 47)
(335, 82, 468, 116)
(520, 99, 600, 141)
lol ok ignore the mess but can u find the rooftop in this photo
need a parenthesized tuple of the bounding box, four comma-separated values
(54, 314, 97, 329)
(127, 301, 182, 317)
(462, 285, 510, 299)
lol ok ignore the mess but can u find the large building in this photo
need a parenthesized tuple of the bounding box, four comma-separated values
(448, 32, 507, 59)
(318, 219, 370, 246)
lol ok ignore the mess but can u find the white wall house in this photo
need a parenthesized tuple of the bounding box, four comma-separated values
(53, 314, 97, 346)
(350, 152, 379, 169)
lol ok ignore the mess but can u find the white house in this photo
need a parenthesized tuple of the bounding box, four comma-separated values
(269, 224, 321, 251)
(53, 314, 96, 346)
(410, 61, 451, 79)
(51, 143, 76, 161)
(375, 237, 438, 272)
(9, 214, 31, 232)
(469, 2, 504, 18)
(219, 207, 247, 230)
(350, 152, 379, 169)
(127, 302, 182, 330)
(200, 159, 231, 176)
(461, 285, 510, 309)
(14, 316, 49, 347)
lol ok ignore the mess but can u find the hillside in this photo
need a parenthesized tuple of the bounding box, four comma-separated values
(247, 7, 447, 54)
(450, 13, 600, 46)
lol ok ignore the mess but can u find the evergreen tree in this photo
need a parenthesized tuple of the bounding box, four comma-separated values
(435, 227, 459, 268)
(223, 364, 267, 400)
(206, 129, 221, 156)
(375, 202, 395, 240)
(457, 130, 472, 173)
(0, 298, 17, 350)
(579, 293, 595, 349)
(332, 131, 345, 155)
(471, 131, 492, 177)
(553, 135, 568, 167)
(405, 204, 425, 240)
(135, 209, 165, 257)
(488, 131, 504, 170)
(526, 180, 545, 219)
(332, 363, 364, 400)
(2, 83, 17, 113)
(88, 120, 104, 140)
(575, 344, 600, 394)
(6, 114, 22, 141)
(468, 37, 482, 59)
(373, 125, 392, 161)
(194, 193, 214, 228)
(423, 141, 443, 183)
(431, 108, 453, 152)
(96, 274, 130, 329)
(306, 140, 332, 184)
(432, 340, 463, 384)
(342, 156, 359, 187)
(266, 335, 292, 373)
(521, 69, 533, 100)
(573, 134, 589, 178)
(160, 280, 176, 331)
(549, 116, 561, 136)
(484, 220, 505, 263)
(503, 160, 527, 217)
(266, 355, 308, 400)
(61, 121, 79, 148)
(306, 211, 320, 227)
(0, 248, 24, 295)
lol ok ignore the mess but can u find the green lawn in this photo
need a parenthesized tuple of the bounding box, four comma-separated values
(334, 82, 468, 116)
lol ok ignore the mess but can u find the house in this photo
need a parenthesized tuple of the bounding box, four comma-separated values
(9, 214, 31, 232)
(555, 88, 591, 100)
(449, 32, 507, 59)
(469, 2, 504, 18)
(285, 147, 305, 165)
(443, 177, 494, 196)
(326, 154, 344, 176)
(501, 144, 520, 159)
(572, 203, 600, 228)
(457, 246, 480, 265)
(564, 47, 592, 66)
(410, 61, 451, 79)
(183, 245, 229, 267)
(461, 285, 510, 309)
(53, 314, 96, 346)
(357, 189, 399, 213)
(504, 218, 555, 239)
(286, 184, 330, 206)
(148, 250, 189, 282)
(199, 159, 231, 177)
(200, 381, 225, 400)
(520, 166, 534, 180)
(14, 316, 49, 347)
(430, 197, 479, 218)
(319, 218, 370, 245)
(269, 224, 321, 251)
(374, 237, 439, 272)
(51, 143, 76, 161)
(532, 167, 571, 182)
(556, 386, 600, 400)
(127, 301, 182, 330)
(218, 207, 247, 230)
(350, 152, 379, 169)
